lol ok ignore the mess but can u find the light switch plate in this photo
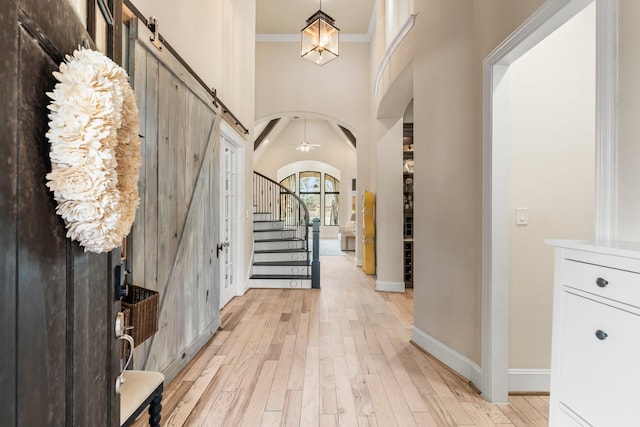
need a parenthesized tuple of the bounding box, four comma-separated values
(516, 207, 528, 225)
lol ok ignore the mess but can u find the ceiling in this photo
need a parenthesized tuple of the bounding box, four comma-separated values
(256, 0, 376, 35)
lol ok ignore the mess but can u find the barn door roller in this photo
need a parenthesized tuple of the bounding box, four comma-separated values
(148, 16, 163, 50)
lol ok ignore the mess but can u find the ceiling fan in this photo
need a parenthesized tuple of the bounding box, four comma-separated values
(294, 117, 321, 152)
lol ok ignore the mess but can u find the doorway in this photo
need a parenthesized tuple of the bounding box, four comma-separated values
(219, 122, 245, 308)
(482, 0, 616, 403)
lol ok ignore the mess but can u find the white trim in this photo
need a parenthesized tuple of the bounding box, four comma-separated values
(411, 326, 482, 390)
(508, 369, 551, 393)
(220, 121, 246, 309)
(482, 0, 615, 404)
(595, 0, 618, 240)
(355, 257, 362, 267)
(256, 33, 370, 43)
(277, 161, 341, 182)
(367, 6, 377, 42)
(373, 14, 416, 98)
(375, 281, 404, 292)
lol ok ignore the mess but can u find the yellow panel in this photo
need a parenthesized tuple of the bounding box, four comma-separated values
(362, 191, 376, 275)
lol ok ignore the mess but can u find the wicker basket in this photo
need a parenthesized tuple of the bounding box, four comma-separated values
(121, 285, 159, 347)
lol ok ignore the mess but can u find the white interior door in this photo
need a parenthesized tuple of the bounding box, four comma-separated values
(219, 135, 240, 308)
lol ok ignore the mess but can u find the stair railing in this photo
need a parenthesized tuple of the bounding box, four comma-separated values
(253, 171, 310, 249)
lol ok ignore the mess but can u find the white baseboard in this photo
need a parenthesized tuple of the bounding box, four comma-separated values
(411, 326, 483, 390)
(355, 257, 362, 267)
(508, 369, 550, 393)
(237, 280, 250, 296)
(376, 281, 404, 292)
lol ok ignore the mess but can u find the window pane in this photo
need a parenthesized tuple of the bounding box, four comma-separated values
(300, 171, 321, 193)
(300, 194, 321, 221)
(325, 174, 340, 193)
(325, 194, 339, 225)
(279, 174, 296, 192)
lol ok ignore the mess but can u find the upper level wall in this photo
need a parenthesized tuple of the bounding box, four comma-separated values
(255, 42, 371, 139)
(131, 0, 255, 128)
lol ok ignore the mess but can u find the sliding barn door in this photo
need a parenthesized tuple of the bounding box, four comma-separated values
(128, 19, 221, 380)
(0, 0, 121, 425)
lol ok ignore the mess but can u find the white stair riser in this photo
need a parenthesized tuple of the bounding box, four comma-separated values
(254, 252, 309, 262)
(252, 265, 309, 275)
(253, 221, 285, 231)
(253, 213, 271, 221)
(254, 230, 296, 240)
(255, 240, 306, 251)
(250, 278, 312, 289)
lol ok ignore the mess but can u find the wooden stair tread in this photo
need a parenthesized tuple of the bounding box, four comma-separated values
(249, 274, 311, 279)
(254, 249, 308, 254)
(254, 238, 305, 243)
(252, 261, 309, 266)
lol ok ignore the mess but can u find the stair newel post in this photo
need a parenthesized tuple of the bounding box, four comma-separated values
(312, 217, 320, 289)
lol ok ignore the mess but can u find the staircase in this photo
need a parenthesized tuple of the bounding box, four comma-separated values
(250, 172, 312, 288)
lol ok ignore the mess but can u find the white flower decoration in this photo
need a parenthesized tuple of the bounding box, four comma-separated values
(46, 48, 141, 253)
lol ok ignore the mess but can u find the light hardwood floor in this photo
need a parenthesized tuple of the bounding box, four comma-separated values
(135, 255, 549, 426)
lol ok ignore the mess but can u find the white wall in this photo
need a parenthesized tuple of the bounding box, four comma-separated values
(130, 0, 255, 127)
(618, 0, 640, 241)
(507, 3, 595, 370)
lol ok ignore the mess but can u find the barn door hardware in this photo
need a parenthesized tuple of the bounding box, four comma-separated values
(148, 16, 163, 50)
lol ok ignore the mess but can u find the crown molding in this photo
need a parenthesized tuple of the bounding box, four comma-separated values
(256, 33, 370, 43)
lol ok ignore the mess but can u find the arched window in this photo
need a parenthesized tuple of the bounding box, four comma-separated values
(324, 174, 340, 226)
(299, 171, 321, 221)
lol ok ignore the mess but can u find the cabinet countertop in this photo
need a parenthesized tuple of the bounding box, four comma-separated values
(545, 239, 640, 259)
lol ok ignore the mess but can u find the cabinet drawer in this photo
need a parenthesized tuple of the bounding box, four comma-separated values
(563, 260, 640, 308)
(559, 292, 640, 425)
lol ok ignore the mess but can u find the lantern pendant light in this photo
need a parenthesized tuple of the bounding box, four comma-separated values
(301, 0, 340, 66)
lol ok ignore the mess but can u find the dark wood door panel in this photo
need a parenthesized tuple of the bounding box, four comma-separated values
(1, 1, 120, 426)
(0, 0, 19, 423)
(16, 24, 69, 427)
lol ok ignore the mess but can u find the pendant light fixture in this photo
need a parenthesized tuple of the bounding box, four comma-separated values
(301, 0, 340, 66)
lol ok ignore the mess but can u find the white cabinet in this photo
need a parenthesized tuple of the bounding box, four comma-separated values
(547, 241, 640, 426)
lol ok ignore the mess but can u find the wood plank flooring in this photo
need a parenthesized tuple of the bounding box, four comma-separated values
(134, 255, 549, 426)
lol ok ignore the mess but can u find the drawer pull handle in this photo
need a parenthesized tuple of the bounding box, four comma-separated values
(595, 330, 608, 341)
(596, 277, 609, 288)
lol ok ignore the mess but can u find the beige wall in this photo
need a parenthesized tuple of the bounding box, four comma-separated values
(409, 0, 544, 365)
(508, 3, 595, 369)
(618, 0, 640, 241)
(131, 0, 255, 127)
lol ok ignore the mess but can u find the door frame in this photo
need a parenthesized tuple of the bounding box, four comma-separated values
(219, 120, 245, 308)
(481, 0, 617, 403)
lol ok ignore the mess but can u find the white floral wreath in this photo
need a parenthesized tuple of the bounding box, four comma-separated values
(45, 48, 141, 253)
